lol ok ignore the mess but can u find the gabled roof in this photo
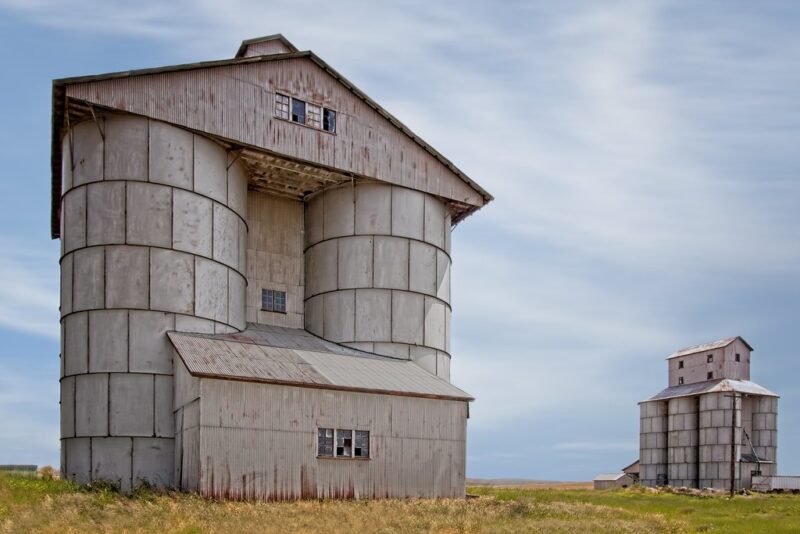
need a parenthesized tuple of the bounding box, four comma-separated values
(621, 459, 640, 473)
(50, 36, 493, 237)
(235, 34, 298, 57)
(168, 323, 473, 402)
(642, 378, 778, 403)
(667, 336, 753, 359)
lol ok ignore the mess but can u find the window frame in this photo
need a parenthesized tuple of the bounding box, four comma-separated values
(317, 428, 370, 460)
(273, 91, 337, 135)
(678, 360, 684, 369)
(261, 288, 287, 314)
(707, 371, 714, 380)
(707, 354, 714, 363)
(678, 376, 684, 385)
(735, 353, 741, 362)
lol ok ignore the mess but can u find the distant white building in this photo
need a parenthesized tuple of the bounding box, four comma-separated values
(639, 337, 778, 490)
(593, 473, 634, 490)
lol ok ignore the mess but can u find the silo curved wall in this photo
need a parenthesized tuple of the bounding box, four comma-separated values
(58, 114, 247, 490)
(304, 183, 453, 380)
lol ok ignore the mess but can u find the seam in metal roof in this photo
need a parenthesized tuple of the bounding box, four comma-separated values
(641, 378, 778, 403)
(667, 336, 753, 359)
(168, 324, 473, 402)
(50, 45, 492, 238)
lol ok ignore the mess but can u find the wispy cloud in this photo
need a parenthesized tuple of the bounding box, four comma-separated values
(1, 0, 798, 477)
(0, 237, 60, 339)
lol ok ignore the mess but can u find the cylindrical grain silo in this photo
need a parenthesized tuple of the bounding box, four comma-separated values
(303, 183, 453, 380)
(751, 395, 778, 475)
(59, 113, 247, 490)
(667, 396, 699, 487)
(639, 400, 667, 486)
(698, 392, 740, 490)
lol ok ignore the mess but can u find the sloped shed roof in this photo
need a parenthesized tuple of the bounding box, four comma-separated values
(642, 378, 778, 403)
(168, 323, 473, 402)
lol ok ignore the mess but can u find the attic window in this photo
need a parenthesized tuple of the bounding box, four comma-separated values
(291, 98, 306, 124)
(678, 361, 684, 369)
(323, 108, 336, 133)
(707, 371, 714, 380)
(735, 353, 741, 362)
(274, 92, 337, 133)
(678, 377, 684, 385)
(261, 289, 287, 313)
(707, 354, 714, 363)
(274, 93, 290, 120)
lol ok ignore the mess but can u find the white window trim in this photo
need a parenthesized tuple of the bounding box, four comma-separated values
(273, 91, 337, 134)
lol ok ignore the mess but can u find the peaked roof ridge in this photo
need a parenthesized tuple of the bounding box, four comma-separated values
(667, 335, 753, 359)
(235, 34, 298, 57)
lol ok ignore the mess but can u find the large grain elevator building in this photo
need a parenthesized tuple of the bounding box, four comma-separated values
(52, 35, 492, 499)
(639, 337, 779, 490)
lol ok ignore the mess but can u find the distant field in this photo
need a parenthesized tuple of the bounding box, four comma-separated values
(1, 473, 799, 533)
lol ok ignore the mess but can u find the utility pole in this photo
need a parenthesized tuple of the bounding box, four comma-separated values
(724, 393, 739, 497)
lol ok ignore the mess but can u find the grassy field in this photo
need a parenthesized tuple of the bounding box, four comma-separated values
(1, 473, 798, 533)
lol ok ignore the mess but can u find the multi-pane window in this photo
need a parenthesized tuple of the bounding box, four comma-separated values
(274, 93, 290, 120)
(317, 428, 334, 457)
(735, 353, 741, 362)
(354, 430, 369, 458)
(274, 92, 336, 133)
(306, 103, 322, 129)
(707, 354, 714, 363)
(323, 108, 336, 133)
(261, 288, 287, 313)
(317, 428, 370, 459)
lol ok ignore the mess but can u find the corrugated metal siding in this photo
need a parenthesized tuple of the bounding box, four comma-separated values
(191, 379, 467, 499)
(168, 330, 472, 401)
(63, 59, 485, 209)
(644, 379, 778, 402)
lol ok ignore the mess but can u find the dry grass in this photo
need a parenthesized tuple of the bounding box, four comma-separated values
(2, 473, 798, 533)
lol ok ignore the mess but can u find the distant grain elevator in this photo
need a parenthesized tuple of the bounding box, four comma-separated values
(52, 35, 492, 498)
(639, 337, 779, 490)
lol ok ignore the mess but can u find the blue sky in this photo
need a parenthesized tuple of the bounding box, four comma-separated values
(0, 1, 798, 481)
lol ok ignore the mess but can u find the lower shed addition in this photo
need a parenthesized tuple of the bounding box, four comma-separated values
(170, 325, 472, 500)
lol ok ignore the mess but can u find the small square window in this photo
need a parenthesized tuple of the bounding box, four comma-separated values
(291, 98, 306, 124)
(735, 353, 741, 362)
(707, 354, 714, 363)
(678, 361, 684, 369)
(317, 428, 334, 457)
(261, 289, 287, 313)
(306, 103, 322, 129)
(336, 429, 353, 457)
(274, 93, 290, 120)
(707, 371, 714, 380)
(678, 377, 684, 385)
(323, 108, 336, 133)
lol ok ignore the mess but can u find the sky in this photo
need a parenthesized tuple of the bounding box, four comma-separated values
(0, 0, 798, 481)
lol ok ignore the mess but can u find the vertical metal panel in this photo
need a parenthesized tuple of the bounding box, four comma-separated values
(186, 379, 467, 499)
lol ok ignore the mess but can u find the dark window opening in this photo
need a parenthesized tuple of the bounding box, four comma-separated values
(323, 108, 337, 133)
(707, 371, 714, 380)
(336, 429, 353, 457)
(261, 289, 287, 313)
(707, 354, 714, 363)
(354, 430, 370, 458)
(735, 353, 741, 362)
(292, 98, 306, 124)
(678, 377, 684, 385)
(317, 428, 334, 457)
(678, 360, 684, 369)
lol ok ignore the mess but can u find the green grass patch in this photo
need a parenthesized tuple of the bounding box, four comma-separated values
(1, 473, 798, 533)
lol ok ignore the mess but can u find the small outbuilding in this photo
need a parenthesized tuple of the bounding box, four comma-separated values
(593, 473, 635, 490)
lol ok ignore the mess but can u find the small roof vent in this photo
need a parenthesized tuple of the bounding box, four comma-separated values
(235, 34, 298, 58)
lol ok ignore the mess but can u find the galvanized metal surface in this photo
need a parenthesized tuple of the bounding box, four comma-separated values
(752, 475, 800, 491)
(175, 373, 468, 500)
(644, 379, 778, 403)
(168, 326, 472, 401)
